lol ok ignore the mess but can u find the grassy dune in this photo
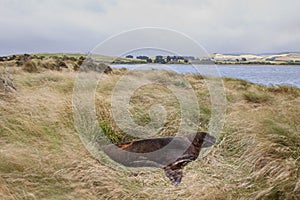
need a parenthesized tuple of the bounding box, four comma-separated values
(0, 61, 300, 199)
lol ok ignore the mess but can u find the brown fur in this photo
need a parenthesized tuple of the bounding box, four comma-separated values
(101, 132, 216, 185)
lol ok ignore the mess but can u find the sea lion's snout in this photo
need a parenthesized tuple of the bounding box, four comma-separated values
(201, 133, 216, 148)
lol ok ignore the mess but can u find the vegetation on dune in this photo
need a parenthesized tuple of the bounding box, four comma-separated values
(0, 56, 299, 199)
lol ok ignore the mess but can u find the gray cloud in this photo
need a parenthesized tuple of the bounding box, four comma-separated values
(0, 0, 299, 55)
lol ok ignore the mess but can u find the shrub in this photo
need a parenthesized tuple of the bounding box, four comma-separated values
(243, 92, 271, 103)
(56, 60, 67, 68)
(41, 61, 61, 71)
(73, 64, 80, 71)
(22, 61, 39, 73)
(267, 85, 299, 97)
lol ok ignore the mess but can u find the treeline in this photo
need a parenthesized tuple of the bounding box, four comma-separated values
(126, 55, 192, 64)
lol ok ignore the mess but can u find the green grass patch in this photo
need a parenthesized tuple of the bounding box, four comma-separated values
(243, 91, 271, 103)
(99, 120, 135, 143)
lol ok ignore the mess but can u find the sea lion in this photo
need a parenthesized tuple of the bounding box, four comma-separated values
(101, 132, 216, 185)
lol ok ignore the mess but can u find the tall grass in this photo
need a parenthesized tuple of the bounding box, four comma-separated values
(0, 62, 299, 199)
(243, 91, 271, 103)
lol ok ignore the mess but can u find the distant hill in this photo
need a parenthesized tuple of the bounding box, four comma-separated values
(211, 52, 300, 65)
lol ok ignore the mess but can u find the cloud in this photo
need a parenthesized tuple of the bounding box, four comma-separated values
(0, 0, 299, 55)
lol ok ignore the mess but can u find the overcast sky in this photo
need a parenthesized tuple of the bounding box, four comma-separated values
(1, 0, 299, 56)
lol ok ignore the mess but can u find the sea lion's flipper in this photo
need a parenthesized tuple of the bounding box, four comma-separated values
(164, 166, 183, 186)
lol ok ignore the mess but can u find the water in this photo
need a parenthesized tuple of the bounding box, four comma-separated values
(112, 64, 300, 88)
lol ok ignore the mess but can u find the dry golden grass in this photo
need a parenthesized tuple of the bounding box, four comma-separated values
(0, 63, 299, 199)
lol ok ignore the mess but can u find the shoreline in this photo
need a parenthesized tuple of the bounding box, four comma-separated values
(1, 53, 300, 66)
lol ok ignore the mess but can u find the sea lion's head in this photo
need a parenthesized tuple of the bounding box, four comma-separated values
(188, 132, 216, 148)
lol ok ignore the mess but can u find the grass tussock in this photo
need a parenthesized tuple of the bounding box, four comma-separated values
(0, 59, 300, 199)
(22, 60, 39, 73)
(267, 85, 300, 97)
(243, 91, 271, 103)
